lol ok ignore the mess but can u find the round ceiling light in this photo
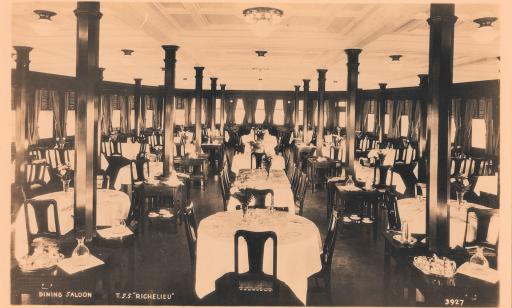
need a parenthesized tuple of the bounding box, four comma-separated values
(389, 55, 403, 72)
(243, 7, 283, 37)
(473, 17, 498, 44)
(31, 9, 57, 36)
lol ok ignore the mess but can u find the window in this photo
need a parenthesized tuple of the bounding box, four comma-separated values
(235, 99, 244, 124)
(471, 99, 487, 149)
(66, 91, 76, 136)
(298, 100, 304, 126)
(366, 101, 376, 132)
(190, 98, 196, 125)
(255, 99, 265, 124)
(400, 115, 409, 137)
(215, 98, 221, 124)
(111, 95, 121, 129)
(336, 101, 346, 128)
(367, 114, 375, 132)
(384, 115, 390, 134)
(274, 99, 284, 125)
(145, 97, 153, 128)
(38, 90, 53, 139)
(471, 119, 486, 149)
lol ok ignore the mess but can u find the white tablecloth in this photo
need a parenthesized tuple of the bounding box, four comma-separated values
(227, 169, 295, 213)
(14, 189, 131, 260)
(397, 198, 498, 248)
(195, 210, 322, 304)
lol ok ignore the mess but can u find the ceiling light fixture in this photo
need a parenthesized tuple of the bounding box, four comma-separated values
(389, 55, 403, 72)
(31, 9, 57, 35)
(121, 49, 134, 56)
(255, 50, 268, 57)
(473, 17, 498, 44)
(243, 7, 283, 38)
(121, 49, 134, 66)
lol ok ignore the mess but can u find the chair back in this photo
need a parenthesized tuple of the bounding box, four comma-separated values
(26, 160, 49, 187)
(23, 199, 61, 250)
(235, 230, 277, 278)
(130, 157, 150, 183)
(183, 202, 198, 269)
(96, 170, 110, 189)
(383, 192, 401, 230)
(322, 209, 339, 270)
(295, 173, 309, 216)
(415, 183, 427, 198)
(251, 152, 266, 169)
(246, 188, 274, 209)
(463, 207, 499, 250)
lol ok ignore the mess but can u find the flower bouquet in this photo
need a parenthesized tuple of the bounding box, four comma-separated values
(58, 163, 72, 192)
(451, 173, 471, 206)
(233, 186, 254, 220)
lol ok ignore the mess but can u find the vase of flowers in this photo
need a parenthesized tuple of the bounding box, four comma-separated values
(58, 163, 72, 192)
(233, 186, 253, 221)
(452, 173, 471, 206)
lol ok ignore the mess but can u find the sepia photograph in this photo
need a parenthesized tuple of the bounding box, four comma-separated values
(5, 0, 511, 306)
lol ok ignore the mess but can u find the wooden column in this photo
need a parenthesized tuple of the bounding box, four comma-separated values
(426, 4, 457, 253)
(417, 74, 429, 182)
(13, 46, 32, 185)
(345, 49, 362, 175)
(220, 84, 226, 136)
(316, 69, 327, 156)
(194, 67, 204, 152)
(210, 77, 218, 130)
(294, 85, 300, 135)
(133, 78, 142, 136)
(377, 83, 387, 143)
(162, 45, 179, 176)
(302, 79, 310, 142)
(74, 1, 101, 240)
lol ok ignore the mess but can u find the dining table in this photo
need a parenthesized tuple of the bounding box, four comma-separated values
(195, 210, 322, 304)
(14, 188, 131, 261)
(227, 169, 295, 213)
(397, 198, 499, 248)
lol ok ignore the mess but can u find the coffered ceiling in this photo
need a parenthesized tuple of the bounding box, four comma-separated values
(11, 1, 501, 91)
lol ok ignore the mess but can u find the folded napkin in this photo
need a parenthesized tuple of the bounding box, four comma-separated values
(456, 262, 499, 284)
(57, 255, 104, 275)
(97, 226, 133, 239)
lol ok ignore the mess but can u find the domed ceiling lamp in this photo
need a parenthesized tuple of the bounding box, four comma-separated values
(31, 9, 57, 36)
(120, 49, 134, 66)
(473, 17, 498, 44)
(389, 55, 403, 72)
(243, 7, 283, 38)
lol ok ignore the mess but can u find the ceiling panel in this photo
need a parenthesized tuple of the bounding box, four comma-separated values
(11, 1, 501, 91)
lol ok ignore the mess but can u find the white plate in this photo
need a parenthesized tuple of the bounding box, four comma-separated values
(393, 234, 417, 245)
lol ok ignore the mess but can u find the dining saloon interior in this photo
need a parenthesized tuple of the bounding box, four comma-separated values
(8, 1, 510, 306)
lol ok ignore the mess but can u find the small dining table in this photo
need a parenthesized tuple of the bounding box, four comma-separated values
(14, 189, 131, 260)
(227, 169, 295, 213)
(195, 210, 322, 304)
(397, 198, 499, 248)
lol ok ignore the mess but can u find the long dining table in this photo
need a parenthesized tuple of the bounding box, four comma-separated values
(195, 210, 322, 304)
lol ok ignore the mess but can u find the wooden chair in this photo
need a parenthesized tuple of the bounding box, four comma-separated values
(23, 199, 76, 254)
(25, 160, 51, 197)
(139, 185, 179, 234)
(96, 170, 110, 189)
(251, 152, 266, 169)
(294, 173, 309, 216)
(309, 209, 339, 303)
(382, 191, 401, 231)
(183, 202, 198, 273)
(463, 208, 499, 267)
(246, 188, 274, 209)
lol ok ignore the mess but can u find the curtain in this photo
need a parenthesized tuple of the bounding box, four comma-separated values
(491, 97, 499, 156)
(249, 97, 257, 124)
(452, 98, 463, 148)
(50, 90, 67, 139)
(407, 100, 416, 141)
(411, 100, 421, 142)
(462, 99, 477, 152)
(184, 97, 191, 126)
(152, 96, 160, 129)
(227, 98, 237, 124)
(100, 94, 111, 136)
(389, 100, 404, 138)
(242, 98, 251, 125)
(27, 89, 41, 144)
(309, 99, 318, 128)
(360, 100, 371, 132)
(484, 98, 493, 155)
(263, 98, 276, 125)
(119, 95, 129, 134)
(287, 99, 295, 126)
(140, 96, 148, 131)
